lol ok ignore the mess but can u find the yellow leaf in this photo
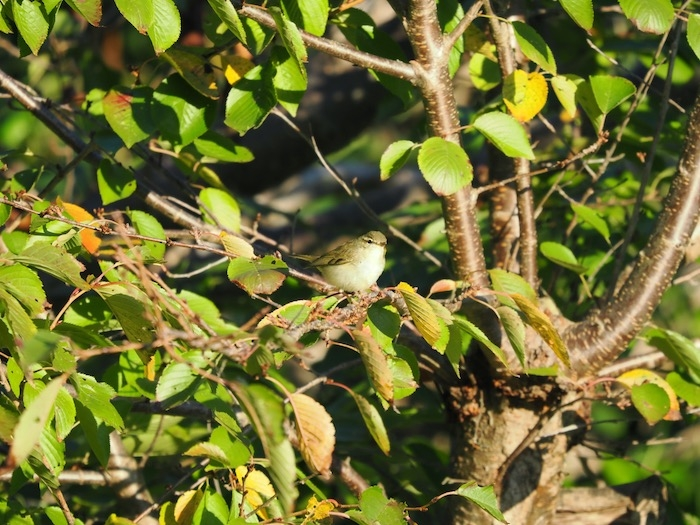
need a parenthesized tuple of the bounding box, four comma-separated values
(233, 466, 276, 518)
(289, 392, 336, 475)
(304, 496, 337, 523)
(223, 55, 255, 85)
(220, 231, 255, 258)
(617, 369, 681, 421)
(173, 490, 203, 524)
(503, 70, 548, 122)
(353, 327, 394, 404)
(511, 293, 569, 367)
(62, 202, 101, 254)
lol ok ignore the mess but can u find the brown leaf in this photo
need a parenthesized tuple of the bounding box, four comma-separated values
(289, 393, 335, 475)
(353, 327, 394, 404)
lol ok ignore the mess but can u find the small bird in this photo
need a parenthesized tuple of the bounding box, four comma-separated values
(298, 231, 387, 291)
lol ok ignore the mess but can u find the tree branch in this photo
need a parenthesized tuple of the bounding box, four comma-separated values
(388, 0, 489, 288)
(236, 3, 417, 83)
(484, 0, 539, 288)
(564, 92, 700, 376)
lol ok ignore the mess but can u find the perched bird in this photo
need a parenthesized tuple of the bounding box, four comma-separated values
(298, 230, 387, 291)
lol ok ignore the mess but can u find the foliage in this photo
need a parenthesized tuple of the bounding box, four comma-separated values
(0, 0, 699, 524)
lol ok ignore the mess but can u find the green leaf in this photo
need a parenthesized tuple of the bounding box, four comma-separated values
(237, 383, 298, 514)
(12, 0, 50, 55)
(148, 0, 181, 53)
(0, 286, 36, 341)
(207, 0, 246, 43)
(270, 45, 307, 116)
(185, 426, 251, 469)
(193, 131, 254, 163)
(575, 80, 605, 132)
(20, 329, 64, 369)
(644, 327, 700, 383)
(540, 241, 587, 274)
(0, 264, 46, 315)
(227, 256, 288, 295)
(488, 268, 538, 304)
(455, 317, 509, 368)
(468, 53, 501, 91)
(511, 21, 556, 74)
(155, 351, 208, 407)
(472, 112, 534, 160)
(365, 302, 401, 349)
(0, 393, 20, 443)
(551, 74, 582, 118)
(95, 282, 156, 344)
(380, 140, 416, 181)
(240, 17, 275, 55)
(349, 391, 390, 454)
(10, 376, 66, 467)
(666, 372, 700, 407)
(54, 387, 76, 441)
(74, 400, 111, 467)
(270, 7, 307, 81)
(417, 137, 473, 196)
(97, 159, 137, 205)
(571, 203, 610, 243)
(129, 210, 166, 262)
(618, 0, 674, 34)
(688, 14, 700, 61)
(333, 9, 413, 106)
(103, 87, 155, 148)
(455, 482, 506, 523)
(497, 306, 526, 368)
(282, 0, 328, 36)
(225, 65, 277, 135)
(630, 382, 669, 424)
(589, 75, 636, 114)
(160, 46, 218, 99)
(347, 486, 405, 525)
(114, 0, 152, 33)
(70, 373, 124, 431)
(66, 0, 102, 26)
(152, 75, 215, 146)
(201, 185, 243, 232)
(559, 0, 593, 30)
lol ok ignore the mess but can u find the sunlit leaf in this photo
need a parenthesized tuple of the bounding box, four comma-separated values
(617, 369, 680, 421)
(417, 137, 473, 196)
(618, 0, 674, 34)
(571, 203, 610, 243)
(200, 187, 241, 233)
(348, 391, 390, 454)
(540, 241, 587, 274)
(289, 392, 335, 474)
(503, 70, 548, 122)
(511, 21, 556, 74)
(10, 376, 66, 466)
(227, 256, 288, 295)
(511, 293, 570, 367)
(455, 482, 506, 523)
(473, 112, 534, 159)
(161, 46, 218, 98)
(380, 140, 416, 181)
(497, 306, 526, 368)
(353, 327, 394, 404)
(589, 75, 636, 114)
(560, 0, 593, 30)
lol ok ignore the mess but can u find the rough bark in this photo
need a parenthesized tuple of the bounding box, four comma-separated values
(564, 92, 700, 377)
